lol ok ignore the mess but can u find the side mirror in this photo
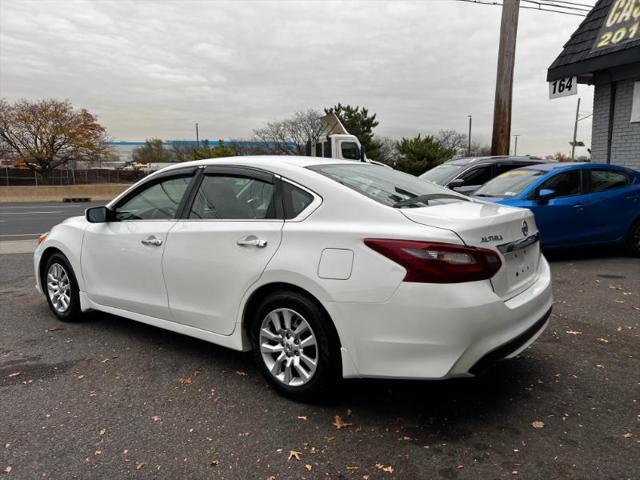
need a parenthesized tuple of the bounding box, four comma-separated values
(86, 206, 112, 223)
(447, 178, 465, 189)
(360, 144, 366, 162)
(537, 188, 556, 204)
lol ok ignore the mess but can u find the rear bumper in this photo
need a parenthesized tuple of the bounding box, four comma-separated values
(326, 256, 553, 379)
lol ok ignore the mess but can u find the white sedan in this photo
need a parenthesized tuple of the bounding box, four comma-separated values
(35, 157, 553, 400)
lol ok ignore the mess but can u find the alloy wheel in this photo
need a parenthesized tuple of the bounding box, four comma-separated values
(259, 308, 318, 387)
(47, 263, 71, 313)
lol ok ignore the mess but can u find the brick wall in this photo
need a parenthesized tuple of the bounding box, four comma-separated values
(591, 78, 640, 170)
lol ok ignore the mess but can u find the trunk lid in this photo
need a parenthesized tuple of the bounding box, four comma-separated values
(400, 201, 540, 300)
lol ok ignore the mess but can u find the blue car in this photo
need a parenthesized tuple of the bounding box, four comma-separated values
(473, 163, 640, 255)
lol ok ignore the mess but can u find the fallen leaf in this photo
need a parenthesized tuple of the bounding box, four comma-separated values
(236, 370, 248, 376)
(4, 443, 10, 449)
(623, 432, 633, 438)
(531, 420, 545, 429)
(565, 330, 582, 335)
(238, 432, 249, 437)
(135, 462, 145, 470)
(597, 338, 609, 343)
(305, 464, 312, 471)
(266, 476, 276, 480)
(210, 459, 220, 466)
(333, 415, 353, 429)
(77, 375, 85, 380)
(99, 428, 107, 436)
(7, 372, 20, 378)
(288, 450, 302, 461)
(94, 449, 102, 456)
(179, 377, 193, 385)
(398, 436, 412, 441)
(346, 466, 359, 470)
(151, 416, 161, 422)
(3, 466, 11, 474)
(616, 326, 623, 331)
(375, 463, 394, 473)
(512, 471, 519, 475)
(297, 416, 307, 421)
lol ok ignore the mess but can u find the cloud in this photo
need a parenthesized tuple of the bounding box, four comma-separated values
(0, 0, 593, 156)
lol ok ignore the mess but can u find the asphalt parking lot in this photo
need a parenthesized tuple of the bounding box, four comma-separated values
(0, 208, 638, 479)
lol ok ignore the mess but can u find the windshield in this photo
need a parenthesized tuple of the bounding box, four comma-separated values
(419, 164, 465, 185)
(474, 169, 545, 198)
(308, 164, 468, 208)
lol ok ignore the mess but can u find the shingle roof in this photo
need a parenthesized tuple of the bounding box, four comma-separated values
(547, 0, 640, 81)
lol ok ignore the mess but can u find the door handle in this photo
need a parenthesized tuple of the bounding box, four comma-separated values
(141, 236, 163, 246)
(237, 235, 267, 248)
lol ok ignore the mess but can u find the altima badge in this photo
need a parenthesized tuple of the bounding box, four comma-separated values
(481, 235, 503, 242)
(522, 220, 529, 237)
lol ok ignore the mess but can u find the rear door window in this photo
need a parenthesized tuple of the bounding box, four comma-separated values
(189, 175, 276, 220)
(588, 170, 630, 192)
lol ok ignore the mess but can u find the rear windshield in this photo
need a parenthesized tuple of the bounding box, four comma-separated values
(308, 163, 468, 208)
(474, 169, 545, 198)
(419, 163, 465, 185)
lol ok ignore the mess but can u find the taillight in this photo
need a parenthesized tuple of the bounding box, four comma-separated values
(364, 239, 501, 283)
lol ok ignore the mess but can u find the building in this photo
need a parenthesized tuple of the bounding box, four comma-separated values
(547, 0, 640, 170)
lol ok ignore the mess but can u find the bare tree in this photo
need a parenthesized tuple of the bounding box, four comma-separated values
(0, 98, 109, 182)
(253, 110, 327, 155)
(436, 129, 468, 153)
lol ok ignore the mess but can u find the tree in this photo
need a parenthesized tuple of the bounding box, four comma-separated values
(192, 139, 237, 159)
(324, 103, 382, 161)
(377, 137, 399, 167)
(553, 152, 572, 162)
(132, 138, 173, 164)
(469, 141, 492, 157)
(394, 134, 456, 175)
(436, 130, 468, 154)
(0, 98, 109, 182)
(254, 110, 326, 155)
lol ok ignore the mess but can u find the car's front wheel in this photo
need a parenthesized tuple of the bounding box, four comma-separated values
(250, 290, 340, 401)
(626, 220, 640, 257)
(43, 253, 82, 322)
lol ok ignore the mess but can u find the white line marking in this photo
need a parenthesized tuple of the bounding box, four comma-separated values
(0, 211, 64, 215)
(0, 233, 41, 237)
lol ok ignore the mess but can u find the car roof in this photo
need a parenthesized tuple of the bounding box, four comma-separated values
(445, 155, 549, 166)
(159, 155, 366, 172)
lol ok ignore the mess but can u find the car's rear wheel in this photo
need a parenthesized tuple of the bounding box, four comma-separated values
(43, 253, 82, 322)
(626, 220, 640, 257)
(250, 290, 340, 401)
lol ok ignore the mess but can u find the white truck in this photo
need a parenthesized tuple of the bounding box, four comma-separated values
(306, 113, 368, 162)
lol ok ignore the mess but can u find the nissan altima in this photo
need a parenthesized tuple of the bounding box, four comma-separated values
(35, 157, 553, 400)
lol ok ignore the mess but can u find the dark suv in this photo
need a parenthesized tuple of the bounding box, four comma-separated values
(419, 156, 553, 195)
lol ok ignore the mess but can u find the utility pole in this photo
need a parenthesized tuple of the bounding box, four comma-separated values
(195, 123, 200, 147)
(491, 0, 520, 156)
(513, 134, 520, 156)
(571, 97, 581, 160)
(467, 115, 473, 156)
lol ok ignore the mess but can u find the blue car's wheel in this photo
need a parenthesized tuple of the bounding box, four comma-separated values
(626, 220, 640, 257)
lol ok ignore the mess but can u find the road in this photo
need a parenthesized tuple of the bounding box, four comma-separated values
(1, 210, 639, 479)
(0, 202, 104, 240)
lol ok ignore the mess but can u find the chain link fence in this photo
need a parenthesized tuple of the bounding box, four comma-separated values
(2, 167, 149, 186)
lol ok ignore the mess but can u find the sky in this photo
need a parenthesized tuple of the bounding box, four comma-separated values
(0, 0, 596, 157)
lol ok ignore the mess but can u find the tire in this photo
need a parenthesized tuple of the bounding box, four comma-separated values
(42, 253, 83, 322)
(250, 290, 340, 401)
(626, 220, 640, 257)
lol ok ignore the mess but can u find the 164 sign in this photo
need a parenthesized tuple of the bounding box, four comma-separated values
(549, 76, 577, 99)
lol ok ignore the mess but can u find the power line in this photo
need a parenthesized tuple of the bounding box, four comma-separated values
(452, 0, 597, 17)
